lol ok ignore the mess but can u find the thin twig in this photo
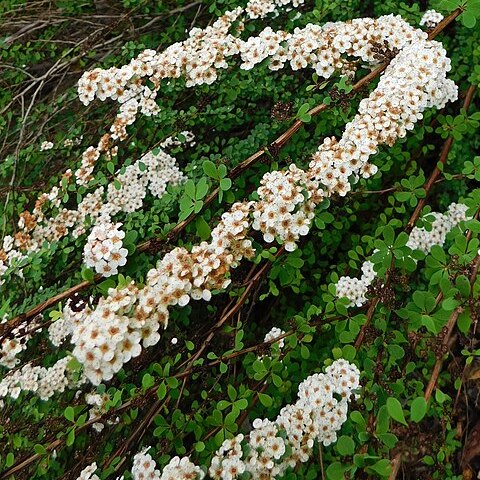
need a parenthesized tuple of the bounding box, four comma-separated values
(354, 84, 476, 349)
(5, 10, 462, 332)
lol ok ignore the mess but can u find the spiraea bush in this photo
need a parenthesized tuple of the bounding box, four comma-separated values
(1, 0, 480, 478)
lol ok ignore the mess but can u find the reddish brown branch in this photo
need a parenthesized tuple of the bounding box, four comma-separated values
(389, 252, 480, 479)
(354, 83, 476, 349)
(5, 10, 462, 334)
(407, 84, 476, 231)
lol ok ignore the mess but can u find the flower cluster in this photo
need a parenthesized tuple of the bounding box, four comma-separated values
(0, 356, 72, 401)
(420, 9, 444, 28)
(209, 360, 359, 479)
(407, 202, 469, 253)
(246, 0, 304, 19)
(0, 142, 185, 286)
(4, 9, 458, 389)
(48, 295, 90, 347)
(77, 0, 304, 107)
(85, 392, 116, 432)
(71, 282, 151, 384)
(259, 326, 286, 360)
(0, 316, 42, 369)
(77, 463, 99, 480)
(71, 200, 255, 384)
(264, 326, 286, 349)
(336, 261, 376, 308)
(83, 222, 128, 277)
(335, 203, 470, 307)
(131, 449, 162, 479)
(133, 449, 205, 480)
(40, 140, 54, 151)
(253, 165, 321, 251)
(63, 136, 83, 148)
(159, 130, 196, 149)
(76, 359, 359, 480)
(103, 146, 186, 217)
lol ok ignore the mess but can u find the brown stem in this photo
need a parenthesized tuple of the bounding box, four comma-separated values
(354, 83, 476, 350)
(100, 252, 280, 474)
(389, 253, 480, 479)
(5, 11, 462, 334)
(406, 84, 476, 232)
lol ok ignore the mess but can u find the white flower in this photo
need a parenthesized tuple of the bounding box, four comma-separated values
(40, 141, 54, 151)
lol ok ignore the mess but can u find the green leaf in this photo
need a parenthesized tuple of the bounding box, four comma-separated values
(184, 179, 195, 199)
(456, 275, 471, 297)
(376, 405, 390, 435)
(157, 381, 167, 400)
(217, 400, 230, 411)
(64, 406, 75, 422)
(196, 177, 209, 200)
(214, 428, 226, 447)
(300, 344, 310, 359)
(76, 413, 87, 427)
(367, 459, 392, 476)
(66, 428, 75, 447)
(81, 267, 95, 283)
(227, 384, 237, 402)
(387, 344, 405, 361)
(378, 433, 398, 448)
(97, 278, 116, 295)
(421, 314, 436, 334)
(67, 356, 82, 373)
(300, 113, 312, 123)
(413, 291, 426, 309)
(461, 11, 477, 28)
(220, 177, 232, 191)
(336, 435, 355, 456)
(442, 297, 458, 311)
(410, 397, 427, 423)
(123, 230, 138, 246)
(235, 398, 248, 410)
(203, 160, 218, 179)
(326, 462, 349, 480)
(342, 344, 357, 361)
(383, 225, 394, 246)
(350, 410, 367, 431)
(435, 389, 448, 404)
(457, 310, 472, 334)
(430, 245, 446, 263)
(258, 393, 273, 407)
(142, 373, 155, 390)
(178, 206, 194, 222)
(196, 216, 211, 240)
(5, 453, 14, 468)
(297, 103, 310, 116)
(34, 444, 47, 456)
(272, 373, 283, 388)
(194, 200, 203, 213)
(217, 164, 227, 178)
(395, 191, 412, 202)
(386, 397, 407, 426)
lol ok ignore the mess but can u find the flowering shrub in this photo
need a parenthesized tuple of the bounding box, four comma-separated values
(1, 0, 480, 479)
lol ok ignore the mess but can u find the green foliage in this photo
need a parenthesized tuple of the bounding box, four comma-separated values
(0, 0, 479, 479)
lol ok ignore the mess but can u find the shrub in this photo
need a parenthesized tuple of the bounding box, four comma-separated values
(0, 0, 479, 478)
